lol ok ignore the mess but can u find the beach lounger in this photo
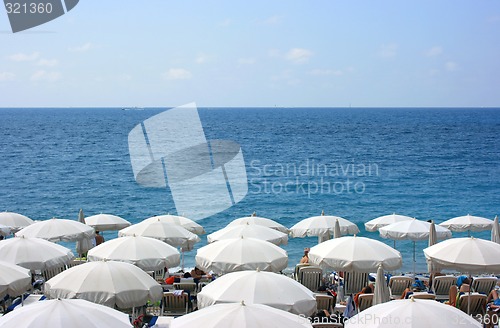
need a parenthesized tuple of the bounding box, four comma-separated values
(154, 268, 166, 283)
(298, 266, 323, 292)
(161, 292, 189, 316)
(343, 272, 369, 296)
(458, 293, 486, 316)
(471, 277, 498, 295)
(388, 276, 412, 299)
(357, 293, 373, 313)
(42, 266, 65, 282)
(316, 294, 335, 313)
(431, 275, 456, 301)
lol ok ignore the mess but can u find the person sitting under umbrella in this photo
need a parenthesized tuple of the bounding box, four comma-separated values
(300, 248, 310, 264)
(95, 231, 104, 246)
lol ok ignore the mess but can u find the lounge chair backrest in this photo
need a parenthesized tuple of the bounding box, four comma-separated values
(161, 292, 189, 316)
(316, 294, 334, 313)
(343, 272, 369, 295)
(294, 263, 311, 280)
(388, 276, 412, 299)
(458, 293, 486, 316)
(299, 266, 323, 292)
(357, 293, 374, 312)
(411, 293, 436, 300)
(173, 282, 198, 295)
(431, 276, 456, 299)
(154, 267, 166, 282)
(42, 266, 66, 281)
(471, 277, 498, 295)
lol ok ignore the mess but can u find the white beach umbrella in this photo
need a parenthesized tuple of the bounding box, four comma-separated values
(491, 216, 500, 244)
(84, 213, 131, 231)
(142, 214, 205, 234)
(171, 302, 313, 328)
(45, 260, 163, 309)
(195, 237, 288, 274)
(226, 213, 289, 234)
(0, 223, 11, 236)
(16, 217, 95, 243)
(308, 236, 402, 272)
(372, 265, 390, 306)
(290, 211, 359, 243)
(364, 213, 413, 232)
(87, 235, 180, 271)
(119, 221, 200, 250)
(0, 298, 133, 328)
(379, 219, 451, 276)
(439, 214, 493, 235)
(0, 261, 31, 298)
(207, 223, 288, 245)
(423, 237, 500, 274)
(0, 212, 33, 233)
(0, 237, 74, 271)
(345, 297, 481, 328)
(197, 269, 316, 315)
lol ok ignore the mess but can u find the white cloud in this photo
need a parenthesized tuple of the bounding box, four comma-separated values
(271, 69, 300, 85)
(195, 54, 208, 64)
(69, 42, 92, 52)
(37, 59, 58, 67)
(309, 69, 343, 76)
(0, 72, 15, 81)
(378, 43, 398, 58)
(162, 68, 192, 80)
(259, 15, 283, 25)
(445, 61, 458, 71)
(119, 74, 132, 81)
(285, 48, 313, 64)
(8, 52, 40, 62)
(425, 46, 443, 57)
(30, 70, 62, 82)
(237, 58, 256, 65)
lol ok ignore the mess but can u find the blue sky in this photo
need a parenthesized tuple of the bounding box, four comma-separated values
(1, 0, 499, 107)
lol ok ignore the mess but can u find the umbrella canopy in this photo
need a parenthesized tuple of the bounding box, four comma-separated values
(492, 216, 500, 244)
(439, 214, 493, 233)
(87, 235, 180, 271)
(0, 223, 11, 236)
(16, 218, 95, 243)
(45, 260, 163, 309)
(142, 214, 205, 234)
(333, 219, 341, 238)
(379, 219, 452, 241)
(0, 212, 33, 233)
(197, 269, 316, 315)
(289, 212, 359, 239)
(0, 298, 133, 328)
(84, 213, 131, 231)
(345, 297, 481, 328)
(308, 236, 402, 272)
(207, 224, 288, 246)
(423, 237, 500, 273)
(364, 213, 413, 232)
(119, 221, 200, 250)
(171, 302, 313, 328)
(226, 215, 289, 234)
(0, 237, 74, 271)
(372, 265, 390, 306)
(0, 261, 31, 298)
(195, 237, 288, 274)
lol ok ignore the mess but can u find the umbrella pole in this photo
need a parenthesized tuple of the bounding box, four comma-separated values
(413, 241, 416, 281)
(467, 272, 471, 315)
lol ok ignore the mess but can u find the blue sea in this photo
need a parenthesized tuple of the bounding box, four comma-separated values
(0, 107, 499, 273)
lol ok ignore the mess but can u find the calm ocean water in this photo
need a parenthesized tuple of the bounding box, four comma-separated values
(0, 107, 499, 273)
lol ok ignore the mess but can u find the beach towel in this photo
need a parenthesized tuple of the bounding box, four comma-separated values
(173, 290, 183, 297)
(343, 294, 356, 319)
